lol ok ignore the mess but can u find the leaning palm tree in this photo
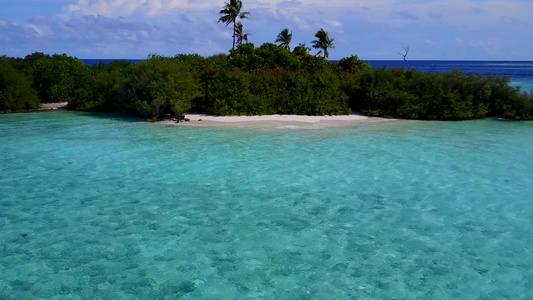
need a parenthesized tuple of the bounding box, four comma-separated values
(234, 22, 250, 45)
(218, 0, 251, 50)
(311, 28, 335, 58)
(275, 28, 292, 52)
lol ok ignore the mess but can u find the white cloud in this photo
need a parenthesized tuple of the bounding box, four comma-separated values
(2, 0, 533, 59)
(275, 9, 311, 31)
(59, 0, 532, 30)
(65, 0, 146, 17)
(325, 20, 343, 30)
(24, 24, 45, 37)
(468, 39, 500, 53)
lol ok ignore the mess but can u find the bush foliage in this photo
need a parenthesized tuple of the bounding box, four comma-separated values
(0, 56, 40, 111)
(1, 46, 532, 120)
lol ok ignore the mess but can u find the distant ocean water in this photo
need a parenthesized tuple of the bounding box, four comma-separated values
(81, 59, 533, 93)
(1, 112, 532, 299)
(82, 59, 143, 65)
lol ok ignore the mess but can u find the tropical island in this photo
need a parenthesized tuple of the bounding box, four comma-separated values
(1, 0, 532, 120)
(1, 2, 533, 299)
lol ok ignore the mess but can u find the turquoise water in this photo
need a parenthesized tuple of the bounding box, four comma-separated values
(1, 112, 532, 299)
(510, 82, 533, 94)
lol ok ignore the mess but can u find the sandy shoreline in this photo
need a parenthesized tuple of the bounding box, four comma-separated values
(0, 102, 69, 114)
(41, 102, 68, 110)
(157, 113, 392, 129)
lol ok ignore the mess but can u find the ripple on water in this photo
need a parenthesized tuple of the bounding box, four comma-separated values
(0, 112, 532, 299)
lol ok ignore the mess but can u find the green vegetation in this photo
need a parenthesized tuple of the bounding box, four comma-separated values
(276, 29, 293, 52)
(234, 22, 250, 46)
(127, 55, 201, 118)
(1, 0, 531, 119)
(31, 53, 93, 103)
(1, 47, 532, 119)
(0, 56, 40, 112)
(312, 29, 335, 59)
(347, 67, 533, 120)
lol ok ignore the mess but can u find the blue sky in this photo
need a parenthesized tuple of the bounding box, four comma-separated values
(1, 0, 532, 60)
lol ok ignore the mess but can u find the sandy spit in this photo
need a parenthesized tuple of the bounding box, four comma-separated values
(156, 113, 393, 129)
(41, 102, 68, 110)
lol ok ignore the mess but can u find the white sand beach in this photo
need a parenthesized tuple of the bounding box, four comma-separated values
(41, 102, 68, 110)
(158, 113, 392, 128)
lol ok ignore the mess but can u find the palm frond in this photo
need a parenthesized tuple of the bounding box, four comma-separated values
(218, 0, 250, 49)
(311, 28, 334, 57)
(275, 28, 292, 51)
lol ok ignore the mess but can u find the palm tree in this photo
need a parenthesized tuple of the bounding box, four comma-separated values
(218, 0, 251, 50)
(234, 22, 250, 45)
(311, 28, 335, 58)
(275, 28, 292, 52)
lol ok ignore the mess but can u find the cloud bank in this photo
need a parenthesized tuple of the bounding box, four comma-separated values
(1, 0, 532, 59)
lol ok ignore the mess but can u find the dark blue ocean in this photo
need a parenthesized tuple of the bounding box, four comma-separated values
(81, 59, 533, 93)
(82, 59, 142, 66)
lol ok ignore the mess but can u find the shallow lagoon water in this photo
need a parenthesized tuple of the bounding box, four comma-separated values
(1, 112, 532, 299)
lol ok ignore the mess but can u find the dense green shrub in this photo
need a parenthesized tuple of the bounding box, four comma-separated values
(0, 57, 40, 111)
(499, 88, 533, 119)
(255, 43, 300, 71)
(228, 43, 267, 73)
(299, 70, 351, 115)
(250, 69, 290, 114)
(173, 54, 209, 73)
(32, 54, 92, 103)
(24, 52, 50, 66)
(68, 61, 134, 111)
(1, 49, 532, 120)
(200, 68, 350, 115)
(228, 42, 330, 73)
(124, 56, 201, 118)
(205, 53, 230, 69)
(337, 55, 371, 74)
(199, 69, 254, 115)
(344, 67, 532, 120)
(338, 55, 372, 112)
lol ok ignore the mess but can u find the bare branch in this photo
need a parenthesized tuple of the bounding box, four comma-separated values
(397, 46, 410, 70)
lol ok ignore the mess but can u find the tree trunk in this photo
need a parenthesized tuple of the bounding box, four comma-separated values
(232, 21, 236, 49)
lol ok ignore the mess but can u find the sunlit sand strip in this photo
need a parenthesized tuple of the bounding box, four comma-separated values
(41, 102, 68, 110)
(157, 114, 394, 129)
